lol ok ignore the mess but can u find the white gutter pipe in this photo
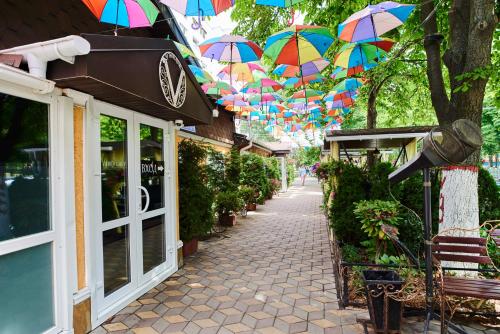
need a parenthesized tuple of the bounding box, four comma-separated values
(0, 63, 55, 94)
(240, 140, 253, 153)
(0, 35, 90, 79)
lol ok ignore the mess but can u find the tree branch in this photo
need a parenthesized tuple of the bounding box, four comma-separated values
(420, 0, 450, 126)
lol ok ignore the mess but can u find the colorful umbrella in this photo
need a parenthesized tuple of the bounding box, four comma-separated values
(272, 59, 330, 77)
(332, 78, 365, 92)
(324, 90, 357, 101)
(160, 0, 234, 29)
(247, 93, 284, 105)
(330, 64, 377, 79)
(216, 94, 247, 106)
(202, 81, 237, 96)
(263, 25, 334, 66)
(188, 65, 214, 83)
(217, 63, 266, 83)
(338, 1, 415, 42)
(334, 39, 394, 69)
(282, 73, 325, 89)
(174, 41, 196, 58)
(326, 98, 355, 109)
(82, 0, 159, 34)
(200, 35, 263, 84)
(241, 78, 282, 94)
(256, 0, 306, 25)
(291, 89, 324, 100)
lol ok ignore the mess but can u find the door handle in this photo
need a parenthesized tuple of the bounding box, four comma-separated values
(138, 186, 150, 214)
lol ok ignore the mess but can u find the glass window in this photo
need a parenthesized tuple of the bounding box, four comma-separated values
(142, 215, 165, 274)
(100, 115, 128, 222)
(0, 93, 50, 242)
(140, 124, 164, 212)
(0, 243, 55, 333)
(103, 225, 130, 296)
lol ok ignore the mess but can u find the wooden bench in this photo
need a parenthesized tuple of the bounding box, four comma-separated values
(492, 228, 500, 247)
(432, 235, 500, 332)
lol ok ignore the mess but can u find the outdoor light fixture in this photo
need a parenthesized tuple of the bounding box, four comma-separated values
(388, 119, 482, 333)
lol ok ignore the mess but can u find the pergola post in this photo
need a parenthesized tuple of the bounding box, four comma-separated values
(331, 141, 340, 161)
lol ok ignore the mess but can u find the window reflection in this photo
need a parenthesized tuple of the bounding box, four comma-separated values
(0, 93, 50, 242)
(140, 124, 164, 211)
(100, 115, 128, 222)
(103, 226, 130, 296)
(142, 215, 165, 274)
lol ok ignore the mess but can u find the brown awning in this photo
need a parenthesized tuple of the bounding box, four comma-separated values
(47, 34, 213, 125)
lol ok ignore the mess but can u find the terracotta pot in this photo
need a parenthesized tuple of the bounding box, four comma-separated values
(246, 203, 257, 211)
(219, 214, 236, 226)
(182, 238, 198, 257)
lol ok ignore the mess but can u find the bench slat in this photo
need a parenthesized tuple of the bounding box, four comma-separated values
(434, 236, 487, 245)
(432, 244, 487, 255)
(433, 253, 492, 264)
(443, 277, 500, 300)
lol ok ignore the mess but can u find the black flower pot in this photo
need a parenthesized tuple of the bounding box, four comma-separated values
(362, 270, 404, 333)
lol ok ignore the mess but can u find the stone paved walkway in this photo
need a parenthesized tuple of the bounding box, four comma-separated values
(94, 177, 494, 334)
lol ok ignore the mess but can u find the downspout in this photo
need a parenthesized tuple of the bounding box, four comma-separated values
(240, 141, 253, 153)
(0, 35, 90, 79)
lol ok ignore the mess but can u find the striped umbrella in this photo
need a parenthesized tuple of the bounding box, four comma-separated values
(282, 73, 326, 89)
(256, 0, 306, 25)
(332, 78, 365, 93)
(200, 35, 263, 84)
(201, 81, 237, 96)
(330, 64, 377, 79)
(174, 41, 196, 58)
(82, 0, 159, 35)
(188, 65, 214, 83)
(217, 63, 266, 83)
(338, 1, 415, 42)
(334, 38, 394, 69)
(160, 0, 234, 29)
(272, 59, 330, 78)
(241, 78, 282, 94)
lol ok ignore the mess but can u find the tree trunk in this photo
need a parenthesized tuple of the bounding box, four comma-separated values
(420, 0, 496, 274)
(439, 166, 480, 276)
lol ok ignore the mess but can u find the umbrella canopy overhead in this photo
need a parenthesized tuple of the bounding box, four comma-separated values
(332, 78, 365, 92)
(174, 41, 196, 58)
(282, 73, 325, 89)
(256, 0, 305, 7)
(272, 59, 330, 77)
(202, 81, 237, 96)
(188, 65, 214, 83)
(338, 1, 415, 42)
(83, 0, 159, 30)
(199, 35, 263, 63)
(217, 62, 266, 82)
(330, 64, 377, 79)
(334, 39, 393, 69)
(263, 25, 334, 66)
(241, 78, 283, 94)
(160, 0, 234, 17)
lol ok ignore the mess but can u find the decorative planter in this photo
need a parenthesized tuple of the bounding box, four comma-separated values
(182, 238, 198, 257)
(362, 270, 404, 333)
(246, 203, 257, 211)
(219, 214, 236, 226)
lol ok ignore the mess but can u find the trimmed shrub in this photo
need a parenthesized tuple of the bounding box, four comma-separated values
(478, 166, 500, 223)
(241, 153, 268, 204)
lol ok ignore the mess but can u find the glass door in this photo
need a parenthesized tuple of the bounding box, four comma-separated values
(134, 114, 172, 284)
(94, 102, 175, 322)
(97, 108, 136, 311)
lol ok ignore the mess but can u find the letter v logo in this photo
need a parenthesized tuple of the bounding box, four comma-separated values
(159, 52, 187, 108)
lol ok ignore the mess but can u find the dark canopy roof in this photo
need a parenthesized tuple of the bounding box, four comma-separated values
(48, 34, 213, 125)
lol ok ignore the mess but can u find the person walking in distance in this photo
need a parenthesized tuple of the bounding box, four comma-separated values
(299, 165, 307, 186)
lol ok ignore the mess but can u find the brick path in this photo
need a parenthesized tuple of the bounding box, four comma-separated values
(94, 177, 492, 334)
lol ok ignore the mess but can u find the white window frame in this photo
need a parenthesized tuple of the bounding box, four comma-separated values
(86, 100, 178, 328)
(0, 80, 74, 334)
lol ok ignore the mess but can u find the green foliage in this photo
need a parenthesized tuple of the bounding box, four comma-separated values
(376, 254, 407, 266)
(286, 162, 295, 186)
(178, 140, 214, 242)
(478, 166, 500, 222)
(354, 199, 401, 258)
(294, 147, 321, 166)
(368, 162, 400, 200)
(241, 153, 269, 204)
(206, 149, 225, 193)
(239, 185, 256, 205)
(341, 244, 362, 263)
(225, 148, 241, 192)
(329, 162, 368, 245)
(215, 191, 245, 216)
(481, 93, 500, 158)
(354, 200, 401, 241)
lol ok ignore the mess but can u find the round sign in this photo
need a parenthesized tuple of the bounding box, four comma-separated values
(159, 51, 186, 108)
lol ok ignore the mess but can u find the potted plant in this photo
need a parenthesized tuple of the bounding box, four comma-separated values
(178, 140, 214, 257)
(216, 191, 244, 226)
(354, 200, 403, 332)
(239, 185, 257, 211)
